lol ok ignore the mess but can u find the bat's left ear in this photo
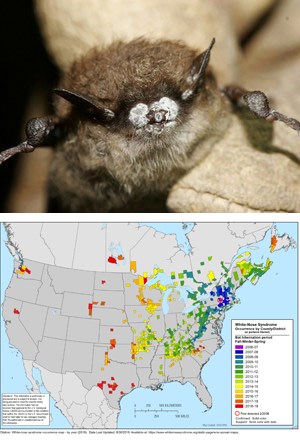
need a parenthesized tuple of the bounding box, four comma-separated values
(182, 38, 215, 101)
(53, 88, 115, 122)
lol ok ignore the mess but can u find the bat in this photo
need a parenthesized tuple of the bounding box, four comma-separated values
(1, 38, 300, 212)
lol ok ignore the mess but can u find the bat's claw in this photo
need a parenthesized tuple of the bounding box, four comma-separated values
(0, 115, 60, 166)
(242, 91, 271, 119)
(224, 85, 300, 135)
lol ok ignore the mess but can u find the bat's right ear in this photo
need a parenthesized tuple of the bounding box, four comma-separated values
(54, 89, 115, 122)
(182, 38, 215, 101)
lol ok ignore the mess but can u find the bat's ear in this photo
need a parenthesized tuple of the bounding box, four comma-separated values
(53, 89, 115, 121)
(182, 38, 215, 101)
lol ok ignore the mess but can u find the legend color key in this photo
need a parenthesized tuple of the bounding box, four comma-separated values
(234, 345, 244, 408)
(232, 320, 293, 426)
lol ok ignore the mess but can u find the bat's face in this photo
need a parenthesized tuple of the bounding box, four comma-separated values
(54, 38, 226, 162)
(48, 38, 233, 211)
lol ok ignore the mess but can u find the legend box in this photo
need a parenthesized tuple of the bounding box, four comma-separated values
(231, 320, 294, 426)
(234, 345, 244, 408)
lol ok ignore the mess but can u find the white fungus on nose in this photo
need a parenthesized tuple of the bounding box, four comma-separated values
(128, 103, 149, 128)
(155, 97, 178, 120)
(129, 97, 178, 128)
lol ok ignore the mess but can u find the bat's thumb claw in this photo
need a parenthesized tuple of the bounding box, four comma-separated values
(243, 91, 271, 119)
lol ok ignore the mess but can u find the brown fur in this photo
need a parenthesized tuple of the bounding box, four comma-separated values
(49, 39, 231, 212)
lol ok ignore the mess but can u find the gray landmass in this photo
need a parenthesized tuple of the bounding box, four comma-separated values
(2, 297, 38, 360)
(77, 345, 109, 389)
(270, 225, 297, 252)
(94, 272, 124, 290)
(6, 267, 41, 303)
(125, 305, 152, 323)
(36, 266, 64, 308)
(48, 265, 95, 294)
(91, 308, 128, 325)
(67, 317, 100, 343)
(19, 302, 48, 344)
(19, 259, 45, 280)
(61, 291, 93, 318)
(98, 325, 133, 345)
(108, 344, 135, 364)
(93, 289, 125, 309)
(44, 308, 69, 340)
(62, 341, 94, 373)
(227, 222, 272, 239)
(274, 233, 296, 251)
(36, 337, 66, 373)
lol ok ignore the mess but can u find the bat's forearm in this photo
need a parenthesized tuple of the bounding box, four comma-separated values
(0, 142, 34, 165)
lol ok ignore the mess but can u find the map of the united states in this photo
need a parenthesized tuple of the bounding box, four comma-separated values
(2, 222, 295, 428)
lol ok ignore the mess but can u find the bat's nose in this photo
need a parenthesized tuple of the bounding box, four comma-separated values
(129, 97, 178, 130)
(146, 109, 167, 125)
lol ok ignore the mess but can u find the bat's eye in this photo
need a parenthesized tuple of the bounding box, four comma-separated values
(129, 97, 178, 132)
